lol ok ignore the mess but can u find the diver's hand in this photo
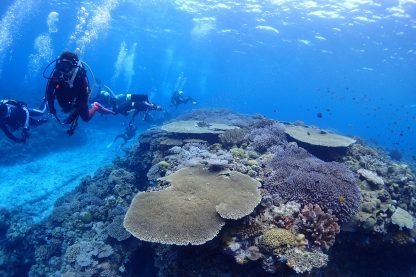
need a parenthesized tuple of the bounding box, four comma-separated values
(66, 128, 75, 136)
(63, 116, 75, 125)
(49, 108, 61, 123)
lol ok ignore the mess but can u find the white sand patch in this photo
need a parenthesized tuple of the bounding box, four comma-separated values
(0, 127, 129, 221)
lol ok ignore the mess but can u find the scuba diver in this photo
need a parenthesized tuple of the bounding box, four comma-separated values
(111, 123, 137, 148)
(0, 99, 48, 143)
(44, 51, 115, 136)
(170, 90, 197, 109)
(113, 93, 162, 124)
(169, 73, 197, 109)
(91, 80, 123, 112)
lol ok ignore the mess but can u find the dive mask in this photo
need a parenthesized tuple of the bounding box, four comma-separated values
(56, 58, 78, 73)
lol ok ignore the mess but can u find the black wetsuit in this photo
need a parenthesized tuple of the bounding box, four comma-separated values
(113, 94, 160, 123)
(45, 66, 91, 121)
(114, 94, 150, 115)
(90, 90, 118, 111)
(170, 90, 195, 109)
(0, 100, 48, 143)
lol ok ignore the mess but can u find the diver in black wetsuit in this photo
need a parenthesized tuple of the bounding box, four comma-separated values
(45, 51, 114, 135)
(113, 123, 137, 147)
(170, 90, 197, 109)
(90, 81, 123, 112)
(113, 93, 162, 124)
(0, 99, 48, 143)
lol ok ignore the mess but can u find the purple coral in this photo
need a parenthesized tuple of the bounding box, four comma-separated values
(265, 145, 361, 222)
(247, 120, 287, 152)
(296, 204, 340, 250)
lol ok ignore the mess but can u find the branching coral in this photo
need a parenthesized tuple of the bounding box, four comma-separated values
(296, 204, 340, 250)
(265, 145, 361, 222)
(219, 128, 248, 147)
(246, 119, 287, 152)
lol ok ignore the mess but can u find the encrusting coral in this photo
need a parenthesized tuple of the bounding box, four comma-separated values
(284, 247, 329, 274)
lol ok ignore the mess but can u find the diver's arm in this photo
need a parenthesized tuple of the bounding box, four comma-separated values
(22, 106, 30, 130)
(45, 79, 58, 117)
(0, 123, 24, 143)
(29, 98, 48, 116)
(144, 101, 162, 110)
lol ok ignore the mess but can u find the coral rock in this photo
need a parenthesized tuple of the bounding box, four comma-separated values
(284, 248, 329, 274)
(358, 168, 385, 188)
(391, 207, 414, 230)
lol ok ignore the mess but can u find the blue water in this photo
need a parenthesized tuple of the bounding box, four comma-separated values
(0, 0, 415, 216)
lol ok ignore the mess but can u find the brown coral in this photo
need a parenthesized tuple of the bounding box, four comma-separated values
(234, 221, 264, 240)
(124, 166, 261, 245)
(296, 204, 340, 250)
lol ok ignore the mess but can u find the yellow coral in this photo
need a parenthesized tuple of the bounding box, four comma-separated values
(157, 160, 170, 169)
(338, 195, 346, 203)
(247, 160, 258, 167)
(259, 228, 297, 255)
(230, 147, 246, 159)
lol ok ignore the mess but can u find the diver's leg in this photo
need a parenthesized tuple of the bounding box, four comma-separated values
(113, 134, 124, 143)
(120, 135, 129, 147)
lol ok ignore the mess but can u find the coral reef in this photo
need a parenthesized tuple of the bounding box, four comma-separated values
(1, 109, 416, 277)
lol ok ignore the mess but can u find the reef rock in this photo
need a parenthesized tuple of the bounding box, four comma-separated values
(358, 168, 385, 188)
(391, 207, 414, 230)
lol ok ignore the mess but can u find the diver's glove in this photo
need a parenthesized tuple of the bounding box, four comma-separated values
(65, 115, 79, 136)
(66, 128, 75, 136)
(151, 104, 162, 111)
(63, 113, 77, 125)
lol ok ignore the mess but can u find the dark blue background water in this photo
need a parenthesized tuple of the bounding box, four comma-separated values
(0, 0, 415, 157)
